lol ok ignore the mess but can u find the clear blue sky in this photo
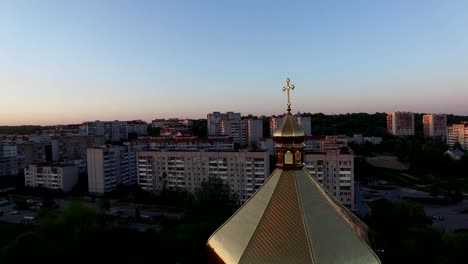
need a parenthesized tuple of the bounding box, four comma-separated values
(1, 0, 468, 125)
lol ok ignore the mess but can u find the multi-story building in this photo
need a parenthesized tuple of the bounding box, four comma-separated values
(304, 147, 354, 210)
(447, 122, 468, 150)
(207, 112, 224, 136)
(87, 143, 147, 195)
(137, 135, 234, 151)
(24, 163, 79, 192)
(423, 114, 447, 138)
(51, 135, 106, 162)
(245, 119, 263, 147)
(0, 143, 18, 176)
(387, 112, 415, 136)
(16, 142, 47, 169)
(348, 134, 382, 145)
(81, 120, 128, 142)
(150, 118, 192, 128)
(208, 112, 254, 146)
(137, 150, 269, 204)
(127, 120, 148, 136)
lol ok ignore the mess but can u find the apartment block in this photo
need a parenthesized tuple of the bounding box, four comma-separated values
(0, 143, 18, 176)
(387, 112, 415, 136)
(207, 112, 224, 136)
(137, 151, 270, 204)
(423, 114, 447, 138)
(24, 163, 79, 192)
(51, 135, 106, 162)
(304, 147, 354, 210)
(87, 143, 146, 195)
(447, 123, 468, 150)
(137, 136, 234, 151)
(127, 120, 148, 136)
(245, 119, 263, 147)
(81, 120, 128, 142)
(16, 142, 47, 169)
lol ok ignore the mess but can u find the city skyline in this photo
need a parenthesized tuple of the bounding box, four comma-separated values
(2, 1, 468, 125)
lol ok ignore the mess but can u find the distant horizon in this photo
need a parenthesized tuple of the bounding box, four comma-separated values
(2, 110, 468, 127)
(2, 1, 468, 126)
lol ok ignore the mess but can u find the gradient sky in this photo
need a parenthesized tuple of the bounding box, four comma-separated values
(1, 0, 468, 125)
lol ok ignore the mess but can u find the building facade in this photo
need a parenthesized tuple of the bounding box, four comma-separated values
(137, 150, 270, 204)
(24, 163, 79, 192)
(207, 112, 224, 136)
(304, 148, 354, 210)
(0, 143, 18, 176)
(51, 135, 106, 162)
(423, 114, 447, 138)
(81, 120, 128, 142)
(87, 143, 146, 195)
(387, 112, 415, 136)
(447, 123, 468, 150)
(245, 119, 263, 147)
(127, 120, 148, 136)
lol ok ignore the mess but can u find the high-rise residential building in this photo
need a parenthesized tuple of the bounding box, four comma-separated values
(51, 135, 106, 162)
(81, 120, 128, 142)
(304, 148, 354, 210)
(208, 112, 250, 146)
(423, 114, 447, 138)
(127, 120, 148, 136)
(24, 163, 79, 192)
(245, 119, 263, 147)
(221, 117, 245, 145)
(207, 112, 224, 136)
(16, 142, 47, 169)
(87, 143, 146, 195)
(387, 111, 415, 136)
(447, 122, 468, 150)
(137, 150, 269, 204)
(0, 143, 18, 176)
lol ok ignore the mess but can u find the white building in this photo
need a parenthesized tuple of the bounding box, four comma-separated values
(87, 143, 147, 195)
(304, 147, 355, 210)
(81, 120, 128, 142)
(137, 150, 270, 204)
(423, 114, 447, 138)
(24, 163, 79, 192)
(447, 122, 468, 150)
(387, 112, 415, 136)
(245, 119, 263, 147)
(207, 112, 224, 136)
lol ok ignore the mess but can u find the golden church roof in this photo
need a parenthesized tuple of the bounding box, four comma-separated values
(272, 112, 306, 138)
(206, 79, 381, 264)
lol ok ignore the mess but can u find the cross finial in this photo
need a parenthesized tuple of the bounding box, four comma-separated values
(282, 78, 295, 112)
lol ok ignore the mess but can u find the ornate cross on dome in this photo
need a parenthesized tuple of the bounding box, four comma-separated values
(282, 78, 295, 112)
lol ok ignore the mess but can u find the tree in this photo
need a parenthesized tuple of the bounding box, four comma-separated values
(98, 198, 110, 212)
